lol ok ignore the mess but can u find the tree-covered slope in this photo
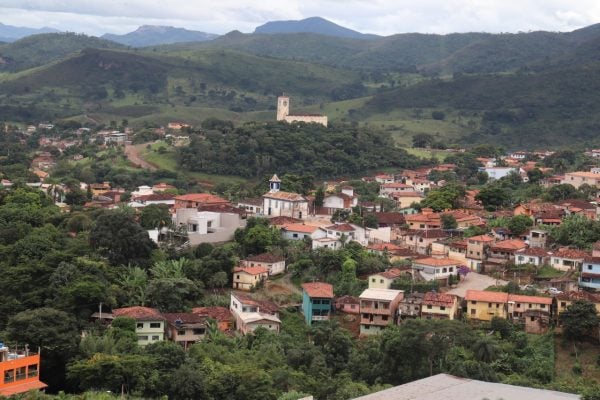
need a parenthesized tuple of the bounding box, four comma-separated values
(0, 33, 124, 72)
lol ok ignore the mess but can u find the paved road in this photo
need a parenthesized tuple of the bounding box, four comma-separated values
(448, 272, 508, 297)
(124, 144, 158, 171)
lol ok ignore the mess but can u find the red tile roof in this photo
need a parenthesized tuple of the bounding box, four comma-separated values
(175, 193, 229, 204)
(406, 229, 448, 239)
(281, 223, 320, 233)
(374, 268, 404, 279)
(269, 216, 302, 226)
(423, 292, 456, 307)
(517, 247, 551, 257)
(231, 292, 280, 314)
(413, 257, 460, 267)
(163, 312, 207, 325)
(508, 294, 552, 305)
(367, 243, 403, 252)
(368, 212, 406, 225)
(192, 306, 232, 322)
(325, 223, 356, 232)
(113, 306, 165, 321)
(302, 282, 334, 298)
(465, 290, 509, 303)
(262, 191, 306, 201)
(467, 235, 495, 243)
(490, 239, 527, 252)
(233, 266, 269, 275)
(553, 248, 589, 259)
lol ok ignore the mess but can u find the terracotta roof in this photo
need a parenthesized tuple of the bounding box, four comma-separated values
(175, 193, 229, 203)
(557, 199, 595, 210)
(263, 191, 306, 201)
(113, 306, 165, 321)
(413, 257, 460, 267)
(302, 282, 334, 298)
(552, 248, 589, 259)
(368, 212, 406, 225)
(373, 268, 404, 279)
(465, 290, 509, 303)
(163, 312, 207, 325)
(133, 193, 175, 201)
(192, 306, 232, 321)
(232, 292, 280, 314)
(153, 182, 176, 190)
(517, 247, 551, 257)
(367, 243, 403, 252)
(556, 291, 600, 302)
(325, 223, 356, 232)
(406, 229, 448, 239)
(269, 216, 302, 226)
(233, 266, 269, 275)
(281, 223, 320, 233)
(244, 253, 285, 263)
(490, 239, 527, 252)
(423, 292, 456, 307)
(467, 235, 495, 243)
(508, 294, 552, 305)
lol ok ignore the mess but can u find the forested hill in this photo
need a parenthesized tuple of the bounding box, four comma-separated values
(0, 33, 124, 72)
(177, 122, 423, 178)
(364, 62, 600, 148)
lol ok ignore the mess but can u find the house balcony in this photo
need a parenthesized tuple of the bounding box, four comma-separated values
(360, 306, 391, 315)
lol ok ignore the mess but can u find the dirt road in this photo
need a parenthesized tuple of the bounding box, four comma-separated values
(124, 144, 158, 171)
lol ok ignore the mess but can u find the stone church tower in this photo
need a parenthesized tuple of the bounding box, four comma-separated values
(276, 96, 290, 121)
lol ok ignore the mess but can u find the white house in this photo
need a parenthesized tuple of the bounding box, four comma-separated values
(550, 248, 588, 272)
(481, 167, 519, 180)
(240, 253, 286, 276)
(515, 247, 551, 267)
(312, 237, 342, 250)
(112, 306, 165, 346)
(262, 175, 309, 219)
(230, 292, 281, 334)
(379, 182, 414, 198)
(281, 223, 326, 241)
(580, 256, 600, 290)
(174, 208, 246, 245)
(412, 257, 460, 283)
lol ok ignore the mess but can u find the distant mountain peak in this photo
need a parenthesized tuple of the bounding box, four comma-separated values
(0, 22, 60, 42)
(254, 16, 377, 39)
(101, 25, 218, 47)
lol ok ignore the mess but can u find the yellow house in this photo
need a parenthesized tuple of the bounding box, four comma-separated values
(232, 266, 268, 291)
(368, 268, 405, 289)
(465, 290, 509, 321)
(556, 291, 600, 317)
(421, 292, 458, 320)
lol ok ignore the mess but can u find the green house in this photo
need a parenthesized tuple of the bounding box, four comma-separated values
(301, 282, 334, 325)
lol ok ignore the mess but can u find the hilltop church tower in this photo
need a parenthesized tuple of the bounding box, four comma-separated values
(276, 96, 290, 121)
(269, 174, 281, 192)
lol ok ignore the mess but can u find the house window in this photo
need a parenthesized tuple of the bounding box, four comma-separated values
(237, 275, 240, 279)
(488, 303, 492, 308)
(15, 367, 26, 381)
(4, 369, 14, 384)
(419, 238, 423, 243)
(150, 322, 161, 328)
(371, 278, 376, 282)
(541, 304, 546, 309)
(470, 309, 476, 315)
(589, 265, 593, 270)
(350, 305, 356, 309)
(471, 301, 476, 305)
(427, 305, 432, 309)
(138, 335, 149, 341)
(380, 279, 384, 284)
(137, 322, 144, 329)
(362, 313, 368, 318)
(528, 304, 532, 308)
(27, 365, 38, 378)
(449, 267, 454, 272)
(152, 335, 160, 341)
(530, 316, 535, 322)
(496, 304, 499, 308)
(561, 302, 567, 307)
(382, 315, 388, 321)
(193, 328, 206, 335)
(442, 268, 447, 273)
(440, 306, 446, 311)
(178, 330, 185, 335)
(293, 233, 298, 238)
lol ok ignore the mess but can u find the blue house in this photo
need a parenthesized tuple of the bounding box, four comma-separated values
(580, 256, 600, 290)
(301, 282, 334, 325)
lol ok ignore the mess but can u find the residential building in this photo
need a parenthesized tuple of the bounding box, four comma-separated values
(402, 229, 448, 255)
(229, 293, 281, 334)
(312, 237, 342, 250)
(335, 295, 360, 314)
(528, 229, 548, 248)
(550, 248, 588, 272)
(465, 291, 509, 321)
(0, 344, 47, 397)
(301, 282, 334, 325)
(174, 193, 229, 210)
(515, 247, 551, 267)
(555, 291, 600, 319)
(374, 174, 394, 184)
(482, 166, 519, 180)
(262, 175, 309, 219)
(237, 198, 264, 215)
(351, 373, 579, 400)
(412, 257, 460, 284)
(174, 208, 246, 245)
(466, 234, 495, 271)
(580, 256, 600, 290)
(163, 313, 207, 350)
(562, 171, 600, 189)
(446, 240, 468, 265)
(112, 306, 166, 346)
(191, 307, 232, 332)
(488, 239, 527, 264)
(232, 266, 268, 291)
(366, 212, 406, 240)
(321, 223, 367, 245)
(368, 268, 404, 289)
(359, 288, 404, 335)
(379, 182, 414, 197)
(398, 292, 424, 322)
(241, 253, 286, 276)
(389, 191, 424, 208)
(421, 292, 458, 320)
(152, 182, 176, 192)
(317, 192, 358, 214)
(281, 223, 325, 241)
(507, 294, 552, 333)
(405, 209, 483, 231)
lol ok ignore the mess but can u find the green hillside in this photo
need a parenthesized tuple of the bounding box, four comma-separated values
(0, 47, 364, 122)
(364, 62, 600, 148)
(0, 32, 124, 72)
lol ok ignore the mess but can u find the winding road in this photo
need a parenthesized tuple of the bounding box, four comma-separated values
(124, 144, 158, 171)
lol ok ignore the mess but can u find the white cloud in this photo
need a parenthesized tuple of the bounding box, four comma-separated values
(0, 0, 599, 36)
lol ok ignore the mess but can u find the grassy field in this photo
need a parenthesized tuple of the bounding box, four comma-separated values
(404, 147, 450, 161)
(138, 141, 248, 186)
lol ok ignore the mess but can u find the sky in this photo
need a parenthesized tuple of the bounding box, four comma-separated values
(1, 0, 600, 36)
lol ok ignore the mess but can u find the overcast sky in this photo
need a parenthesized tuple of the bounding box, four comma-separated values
(1, 0, 599, 36)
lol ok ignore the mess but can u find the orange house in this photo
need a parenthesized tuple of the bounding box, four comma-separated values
(0, 345, 47, 397)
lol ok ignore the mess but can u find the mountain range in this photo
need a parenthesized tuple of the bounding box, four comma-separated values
(254, 16, 377, 39)
(102, 25, 217, 47)
(0, 22, 59, 42)
(2, 18, 600, 148)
